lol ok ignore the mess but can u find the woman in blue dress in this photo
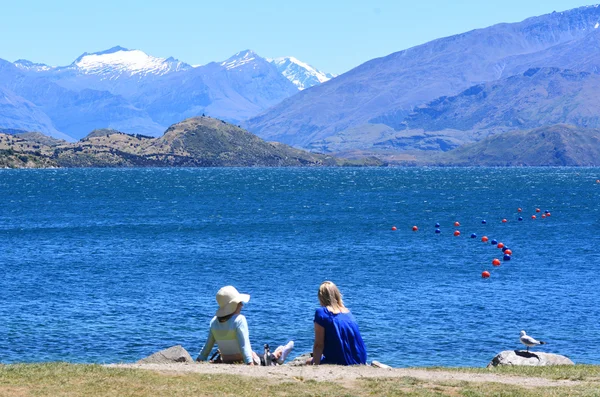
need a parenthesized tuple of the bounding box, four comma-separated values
(311, 281, 367, 365)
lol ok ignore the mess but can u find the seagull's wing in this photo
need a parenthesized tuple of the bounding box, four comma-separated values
(521, 335, 542, 345)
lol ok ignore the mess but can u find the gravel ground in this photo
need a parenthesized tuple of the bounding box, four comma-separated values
(107, 362, 584, 388)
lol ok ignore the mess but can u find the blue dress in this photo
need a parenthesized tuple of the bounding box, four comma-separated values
(314, 307, 367, 365)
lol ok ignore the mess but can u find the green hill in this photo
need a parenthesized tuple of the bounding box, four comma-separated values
(0, 117, 383, 168)
(428, 124, 600, 166)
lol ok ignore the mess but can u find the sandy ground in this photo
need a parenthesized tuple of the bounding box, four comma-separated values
(107, 362, 584, 388)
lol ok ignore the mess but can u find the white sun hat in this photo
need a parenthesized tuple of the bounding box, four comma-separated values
(215, 286, 250, 317)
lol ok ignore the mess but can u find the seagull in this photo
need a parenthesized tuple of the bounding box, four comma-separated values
(520, 330, 547, 352)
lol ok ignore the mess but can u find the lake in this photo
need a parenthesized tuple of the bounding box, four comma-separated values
(1, 167, 599, 367)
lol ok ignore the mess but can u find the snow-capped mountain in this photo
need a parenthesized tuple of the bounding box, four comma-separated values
(220, 50, 260, 70)
(68, 46, 192, 78)
(269, 57, 336, 90)
(0, 46, 332, 140)
(13, 59, 54, 72)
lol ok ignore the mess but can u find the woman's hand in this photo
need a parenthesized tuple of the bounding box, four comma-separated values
(312, 323, 325, 365)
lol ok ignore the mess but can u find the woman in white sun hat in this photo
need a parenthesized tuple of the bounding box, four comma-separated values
(197, 285, 294, 365)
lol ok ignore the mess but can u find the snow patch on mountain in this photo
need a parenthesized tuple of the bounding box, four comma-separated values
(14, 59, 54, 72)
(269, 57, 336, 90)
(71, 46, 191, 78)
(221, 50, 258, 70)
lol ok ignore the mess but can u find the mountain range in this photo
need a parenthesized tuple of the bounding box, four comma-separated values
(4, 4, 600, 164)
(245, 5, 600, 155)
(0, 47, 333, 141)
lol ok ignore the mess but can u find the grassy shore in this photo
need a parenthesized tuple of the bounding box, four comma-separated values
(1, 363, 600, 396)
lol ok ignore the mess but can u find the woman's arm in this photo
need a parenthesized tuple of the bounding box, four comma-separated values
(197, 329, 216, 361)
(312, 322, 325, 365)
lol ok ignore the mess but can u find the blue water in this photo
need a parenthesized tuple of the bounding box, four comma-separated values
(1, 168, 599, 367)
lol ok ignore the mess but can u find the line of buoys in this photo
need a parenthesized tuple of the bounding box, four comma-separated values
(398, 202, 547, 279)
(391, 226, 397, 231)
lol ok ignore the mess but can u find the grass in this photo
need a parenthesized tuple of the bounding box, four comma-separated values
(0, 363, 599, 397)
(426, 365, 600, 381)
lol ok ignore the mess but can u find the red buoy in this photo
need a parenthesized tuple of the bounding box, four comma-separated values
(546, 212, 551, 217)
(391, 226, 397, 231)
(412, 225, 418, 231)
(492, 258, 501, 266)
(497, 242, 504, 249)
(482, 271, 491, 278)
(517, 208, 522, 212)
(454, 230, 461, 236)
(504, 249, 512, 255)
(502, 219, 507, 223)
(454, 221, 460, 227)
(542, 214, 546, 218)
(481, 236, 489, 242)
(531, 215, 537, 219)
(536, 208, 541, 213)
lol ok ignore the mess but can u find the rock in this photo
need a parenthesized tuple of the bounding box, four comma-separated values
(371, 360, 392, 369)
(138, 345, 194, 364)
(287, 353, 312, 366)
(487, 350, 574, 367)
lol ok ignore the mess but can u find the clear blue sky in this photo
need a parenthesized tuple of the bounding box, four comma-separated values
(1, 0, 597, 74)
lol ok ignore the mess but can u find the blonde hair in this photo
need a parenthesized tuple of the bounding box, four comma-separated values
(318, 281, 346, 312)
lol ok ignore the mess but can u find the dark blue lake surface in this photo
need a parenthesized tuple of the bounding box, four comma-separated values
(1, 168, 599, 367)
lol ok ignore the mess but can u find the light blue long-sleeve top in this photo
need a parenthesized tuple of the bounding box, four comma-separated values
(198, 314, 253, 364)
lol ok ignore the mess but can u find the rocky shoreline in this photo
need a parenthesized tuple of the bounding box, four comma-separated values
(108, 344, 579, 388)
(106, 362, 582, 388)
(137, 345, 575, 368)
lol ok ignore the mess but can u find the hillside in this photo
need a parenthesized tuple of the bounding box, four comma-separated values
(387, 68, 600, 133)
(426, 124, 600, 166)
(245, 5, 600, 151)
(360, 67, 600, 152)
(0, 117, 382, 168)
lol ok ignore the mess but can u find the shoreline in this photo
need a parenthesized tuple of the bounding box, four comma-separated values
(105, 362, 586, 388)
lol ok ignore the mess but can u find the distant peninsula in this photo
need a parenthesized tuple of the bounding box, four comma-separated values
(0, 117, 383, 168)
